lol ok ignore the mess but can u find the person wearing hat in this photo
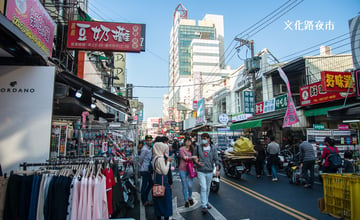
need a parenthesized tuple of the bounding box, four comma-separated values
(139, 135, 154, 206)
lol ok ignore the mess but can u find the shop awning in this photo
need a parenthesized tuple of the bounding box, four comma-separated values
(304, 105, 346, 117)
(327, 103, 360, 120)
(230, 119, 262, 130)
(56, 71, 131, 115)
(230, 109, 286, 130)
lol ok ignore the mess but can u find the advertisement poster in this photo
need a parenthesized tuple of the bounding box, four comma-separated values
(0, 66, 55, 173)
(6, 0, 55, 56)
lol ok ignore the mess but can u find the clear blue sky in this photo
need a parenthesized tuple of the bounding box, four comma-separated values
(88, 0, 360, 121)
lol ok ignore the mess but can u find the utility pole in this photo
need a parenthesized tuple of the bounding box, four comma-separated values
(235, 38, 260, 103)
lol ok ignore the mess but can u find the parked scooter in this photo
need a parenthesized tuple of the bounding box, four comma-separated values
(222, 157, 251, 179)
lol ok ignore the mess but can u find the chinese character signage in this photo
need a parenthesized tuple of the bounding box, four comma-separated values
(338, 124, 349, 130)
(231, 112, 252, 122)
(300, 81, 356, 106)
(255, 102, 264, 115)
(320, 71, 354, 92)
(6, 0, 56, 57)
(196, 98, 206, 124)
(138, 110, 143, 121)
(263, 99, 275, 113)
(67, 20, 143, 52)
(193, 100, 198, 110)
(275, 94, 288, 110)
(197, 98, 205, 117)
(254, 94, 288, 115)
(313, 124, 325, 130)
(243, 91, 255, 114)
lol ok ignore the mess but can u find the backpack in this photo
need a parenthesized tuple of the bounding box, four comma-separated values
(326, 147, 342, 169)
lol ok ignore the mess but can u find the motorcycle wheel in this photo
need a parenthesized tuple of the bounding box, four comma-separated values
(211, 181, 220, 193)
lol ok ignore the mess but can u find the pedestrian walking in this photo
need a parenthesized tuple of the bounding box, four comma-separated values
(321, 137, 339, 173)
(299, 136, 316, 188)
(194, 133, 221, 214)
(266, 135, 280, 182)
(137, 140, 144, 156)
(254, 140, 266, 178)
(152, 141, 173, 220)
(179, 137, 197, 207)
(139, 135, 154, 206)
(342, 151, 355, 173)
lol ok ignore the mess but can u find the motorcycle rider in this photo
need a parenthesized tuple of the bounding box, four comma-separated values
(299, 136, 316, 188)
(194, 133, 221, 214)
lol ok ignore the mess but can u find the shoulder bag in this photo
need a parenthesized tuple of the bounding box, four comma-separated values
(186, 152, 197, 178)
(152, 157, 165, 198)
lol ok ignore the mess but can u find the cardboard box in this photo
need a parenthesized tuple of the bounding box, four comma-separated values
(318, 198, 326, 213)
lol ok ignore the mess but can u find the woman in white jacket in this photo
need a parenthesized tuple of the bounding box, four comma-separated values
(152, 140, 173, 220)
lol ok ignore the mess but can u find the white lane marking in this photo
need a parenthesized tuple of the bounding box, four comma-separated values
(139, 192, 146, 220)
(172, 196, 185, 220)
(207, 202, 227, 220)
(173, 192, 227, 219)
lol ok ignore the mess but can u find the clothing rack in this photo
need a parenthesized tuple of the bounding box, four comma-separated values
(19, 157, 110, 173)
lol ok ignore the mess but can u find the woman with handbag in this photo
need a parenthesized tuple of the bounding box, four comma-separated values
(179, 137, 197, 208)
(152, 140, 173, 220)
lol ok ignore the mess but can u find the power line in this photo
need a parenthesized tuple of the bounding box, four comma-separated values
(206, 0, 303, 84)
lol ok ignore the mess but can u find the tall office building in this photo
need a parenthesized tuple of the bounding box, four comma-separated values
(168, 4, 226, 122)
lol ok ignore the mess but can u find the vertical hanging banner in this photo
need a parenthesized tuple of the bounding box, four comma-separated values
(278, 67, 299, 127)
(113, 52, 126, 87)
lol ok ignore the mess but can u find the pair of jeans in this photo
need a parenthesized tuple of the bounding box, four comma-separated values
(179, 170, 194, 202)
(302, 160, 315, 185)
(271, 164, 278, 179)
(140, 171, 153, 204)
(197, 171, 213, 208)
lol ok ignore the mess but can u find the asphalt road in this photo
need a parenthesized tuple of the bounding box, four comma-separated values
(141, 168, 337, 220)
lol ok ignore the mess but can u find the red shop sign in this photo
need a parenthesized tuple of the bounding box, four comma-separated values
(255, 102, 264, 115)
(320, 71, 354, 92)
(300, 81, 356, 106)
(67, 20, 142, 52)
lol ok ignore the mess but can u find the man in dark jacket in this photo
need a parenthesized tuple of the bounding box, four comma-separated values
(299, 136, 316, 188)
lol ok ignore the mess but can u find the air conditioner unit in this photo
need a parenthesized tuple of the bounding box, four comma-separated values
(280, 84, 287, 93)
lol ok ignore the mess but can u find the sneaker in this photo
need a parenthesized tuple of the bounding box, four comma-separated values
(202, 207, 208, 214)
(304, 184, 312, 188)
(185, 201, 190, 208)
(272, 178, 278, 182)
(206, 204, 212, 209)
(188, 198, 194, 206)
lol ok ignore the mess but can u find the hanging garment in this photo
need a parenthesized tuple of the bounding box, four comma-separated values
(102, 168, 115, 218)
